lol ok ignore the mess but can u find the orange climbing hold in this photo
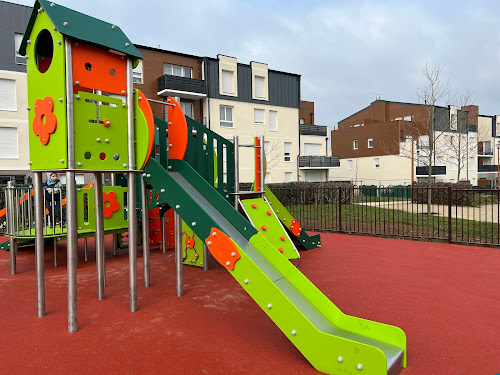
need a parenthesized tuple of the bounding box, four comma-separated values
(280, 235, 286, 241)
(205, 227, 241, 271)
(262, 225, 267, 231)
(290, 219, 302, 237)
(33, 97, 57, 145)
(266, 210, 272, 216)
(278, 247, 284, 253)
(185, 235, 195, 249)
(252, 203, 257, 209)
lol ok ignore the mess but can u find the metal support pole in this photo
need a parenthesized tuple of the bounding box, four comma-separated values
(141, 176, 150, 287)
(84, 237, 88, 262)
(34, 172, 45, 318)
(94, 172, 105, 300)
(233, 135, 239, 210)
(259, 135, 265, 197)
(203, 244, 209, 272)
(174, 212, 183, 297)
(161, 213, 167, 253)
(126, 57, 138, 313)
(65, 39, 78, 333)
(53, 238, 57, 267)
(110, 173, 118, 255)
(7, 181, 16, 274)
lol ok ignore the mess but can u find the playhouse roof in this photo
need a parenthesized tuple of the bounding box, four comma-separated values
(19, 0, 142, 60)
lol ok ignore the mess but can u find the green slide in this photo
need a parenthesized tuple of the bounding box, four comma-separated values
(144, 158, 406, 375)
(264, 186, 321, 250)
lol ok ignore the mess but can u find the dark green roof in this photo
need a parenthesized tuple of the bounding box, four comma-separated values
(19, 0, 142, 60)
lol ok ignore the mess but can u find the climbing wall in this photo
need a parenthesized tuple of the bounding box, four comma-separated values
(181, 221, 205, 267)
(240, 198, 299, 260)
(148, 207, 174, 251)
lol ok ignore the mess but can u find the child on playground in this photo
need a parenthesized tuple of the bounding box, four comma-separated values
(44, 172, 62, 227)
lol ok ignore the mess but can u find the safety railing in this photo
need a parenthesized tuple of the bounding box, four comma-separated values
(2, 185, 67, 237)
(269, 184, 500, 247)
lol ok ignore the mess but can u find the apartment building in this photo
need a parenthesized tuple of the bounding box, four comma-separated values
(331, 99, 480, 185)
(477, 114, 500, 186)
(298, 100, 338, 182)
(133, 46, 303, 183)
(0, 1, 31, 183)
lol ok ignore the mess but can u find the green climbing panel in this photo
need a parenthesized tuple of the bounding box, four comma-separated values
(73, 91, 128, 170)
(181, 221, 204, 267)
(265, 186, 321, 250)
(240, 198, 298, 260)
(26, 10, 68, 170)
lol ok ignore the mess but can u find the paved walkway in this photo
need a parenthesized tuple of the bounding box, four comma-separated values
(356, 200, 500, 223)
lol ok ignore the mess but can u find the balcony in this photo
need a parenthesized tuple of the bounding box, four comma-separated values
(299, 156, 340, 168)
(478, 165, 500, 173)
(416, 166, 446, 176)
(299, 124, 328, 137)
(157, 75, 206, 100)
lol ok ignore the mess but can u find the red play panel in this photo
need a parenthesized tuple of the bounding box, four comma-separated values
(0, 234, 499, 374)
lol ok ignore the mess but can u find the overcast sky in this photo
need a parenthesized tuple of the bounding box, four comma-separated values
(14, 0, 500, 129)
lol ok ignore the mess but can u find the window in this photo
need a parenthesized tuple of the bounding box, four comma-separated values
(353, 139, 358, 150)
(374, 158, 380, 169)
(305, 171, 322, 182)
(449, 157, 455, 170)
(254, 76, 265, 98)
(469, 157, 475, 170)
(220, 105, 233, 128)
(304, 143, 321, 156)
(163, 63, 192, 78)
(264, 141, 269, 155)
(404, 115, 412, 121)
(284, 172, 292, 182)
(0, 128, 18, 158)
(394, 117, 402, 121)
(133, 60, 143, 84)
(0, 79, 16, 111)
(299, 118, 305, 125)
(348, 160, 353, 170)
(269, 110, 277, 131)
(14, 33, 26, 65)
(254, 109, 265, 125)
(368, 138, 373, 148)
(284, 142, 291, 162)
(180, 102, 193, 119)
(221, 70, 233, 94)
(265, 172, 270, 183)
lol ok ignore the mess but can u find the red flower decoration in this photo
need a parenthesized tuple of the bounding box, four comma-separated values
(33, 97, 57, 145)
(103, 191, 120, 219)
(185, 235, 195, 249)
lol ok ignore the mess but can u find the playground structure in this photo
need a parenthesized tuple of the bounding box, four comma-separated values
(1, 1, 407, 373)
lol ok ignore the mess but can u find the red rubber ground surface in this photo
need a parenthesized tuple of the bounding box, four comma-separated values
(0, 233, 499, 375)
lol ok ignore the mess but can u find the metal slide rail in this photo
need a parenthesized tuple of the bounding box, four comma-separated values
(269, 184, 500, 247)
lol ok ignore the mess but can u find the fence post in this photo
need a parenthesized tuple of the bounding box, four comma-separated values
(448, 186, 452, 243)
(338, 186, 342, 233)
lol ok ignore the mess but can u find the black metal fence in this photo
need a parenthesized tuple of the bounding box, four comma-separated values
(269, 185, 500, 247)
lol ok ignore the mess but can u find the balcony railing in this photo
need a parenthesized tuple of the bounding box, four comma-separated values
(478, 150, 493, 156)
(299, 156, 340, 168)
(299, 124, 328, 137)
(416, 166, 446, 175)
(157, 75, 206, 96)
(478, 165, 500, 172)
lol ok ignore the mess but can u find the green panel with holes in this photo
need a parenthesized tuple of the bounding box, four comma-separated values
(76, 185, 129, 232)
(26, 10, 68, 170)
(73, 91, 128, 170)
(181, 221, 204, 267)
(241, 197, 298, 260)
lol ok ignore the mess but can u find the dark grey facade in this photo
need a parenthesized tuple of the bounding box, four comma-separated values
(0, 1, 31, 72)
(203, 57, 300, 108)
(433, 106, 473, 133)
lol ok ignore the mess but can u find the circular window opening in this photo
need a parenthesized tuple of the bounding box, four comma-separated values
(85, 62, 92, 71)
(35, 29, 54, 74)
(84, 152, 92, 160)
